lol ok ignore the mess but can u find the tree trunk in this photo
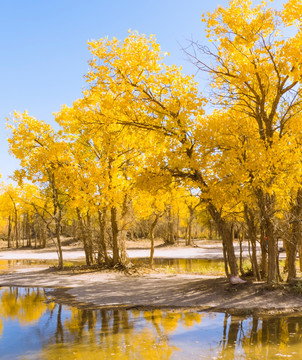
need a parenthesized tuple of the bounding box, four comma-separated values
(111, 206, 119, 265)
(150, 214, 159, 266)
(207, 202, 238, 277)
(299, 242, 302, 273)
(257, 190, 277, 284)
(267, 221, 278, 284)
(187, 207, 194, 246)
(34, 231, 37, 249)
(86, 212, 94, 265)
(165, 205, 175, 245)
(283, 237, 289, 273)
(55, 217, 63, 269)
(119, 228, 127, 265)
(239, 232, 244, 275)
(260, 221, 268, 278)
(222, 235, 230, 277)
(41, 223, 47, 248)
(26, 213, 32, 247)
(208, 220, 213, 240)
(22, 216, 25, 247)
(244, 205, 261, 280)
(7, 215, 12, 248)
(176, 209, 180, 244)
(287, 188, 302, 282)
(119, 195, 130, 266)
(14, 209, 19, 249)
(77, 209, 91, 266)
(97, 208, 110, 265)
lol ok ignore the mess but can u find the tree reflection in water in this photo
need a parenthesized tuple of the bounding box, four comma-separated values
(219, 312, 302, 359)
(0, 286, 47, 325)
(0, 287, 302, 359)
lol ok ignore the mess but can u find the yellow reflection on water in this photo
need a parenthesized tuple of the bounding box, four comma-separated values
(0, 287, 48, 325)
(1, 286, 302, 359)
(0, 259, 11, 272)
(42, 308, 182, 360)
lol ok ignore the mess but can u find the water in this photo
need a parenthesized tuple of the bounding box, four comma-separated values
(0, 287, 302, 359)
(0, 259, 84, 272)
(134, 258, 227, 275)
(0, 258, 227, 275)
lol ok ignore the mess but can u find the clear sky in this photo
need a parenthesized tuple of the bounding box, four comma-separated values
(0, 0, 285, 182)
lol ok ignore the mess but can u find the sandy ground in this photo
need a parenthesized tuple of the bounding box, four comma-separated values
(0, 239, 286, 261)
(0, 240, 297, 314)
(0, 267, 301, 315)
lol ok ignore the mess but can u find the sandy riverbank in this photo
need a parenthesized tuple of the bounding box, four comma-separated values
(0, 238, 286, 261)
(0, 266, 301, 315)
(0, 240, 298, 314)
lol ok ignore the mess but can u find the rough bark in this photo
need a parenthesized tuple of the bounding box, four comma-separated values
(77, 209, 91, 266)
(165, 205, 175, 245)
(259, 221, 268, 278)
(244, 205, 261, 280)
(26, 213, 32, 247)
(86, 212, 94, 265)
(257, 190, 277, 284)
(207, 202, 238, 277)
(97, 208, 110, 265)
(7, 215, 12, 248)
(187, 207, 194, 246)
(111, 206, 119, 265)
(55, 216, 63, 269)
(41, 223, 47, 248)
(239, 231, 244, 275)
(150, 214, 159, 266)
(14, 208, 19, 249)
(287, 188, 302, 282)
(119, 195, 130, 265)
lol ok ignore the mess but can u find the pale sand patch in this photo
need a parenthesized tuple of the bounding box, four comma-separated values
(0, 266, 301, 314)
(0, 241, 283, 260)
(0, 242, 292, 313)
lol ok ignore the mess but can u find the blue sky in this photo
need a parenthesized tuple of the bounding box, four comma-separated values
(0, 0, 285, 182)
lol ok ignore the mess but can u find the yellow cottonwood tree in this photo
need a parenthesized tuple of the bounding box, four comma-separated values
(56, 96, 145, 266)
(56, 31, 244, 276)
(189, 0, 302, 283)
(55, 32, 226, 267)
(0, 183, 23, 248)
(8, 112, 73, 268)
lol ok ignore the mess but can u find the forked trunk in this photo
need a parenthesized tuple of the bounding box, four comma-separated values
(207, 202, 238, 277)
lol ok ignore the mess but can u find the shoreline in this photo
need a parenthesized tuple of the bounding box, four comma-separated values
(0, 243, 300, 316)
(1, 265, 302, 316)
(0, 239, 286, 261)
(47, 287, 302, 316)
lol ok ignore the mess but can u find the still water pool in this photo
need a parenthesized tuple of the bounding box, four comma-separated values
(0, 286, 302, 359)
(0, 258, 227, 276)
(134, 258, 227, 275)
